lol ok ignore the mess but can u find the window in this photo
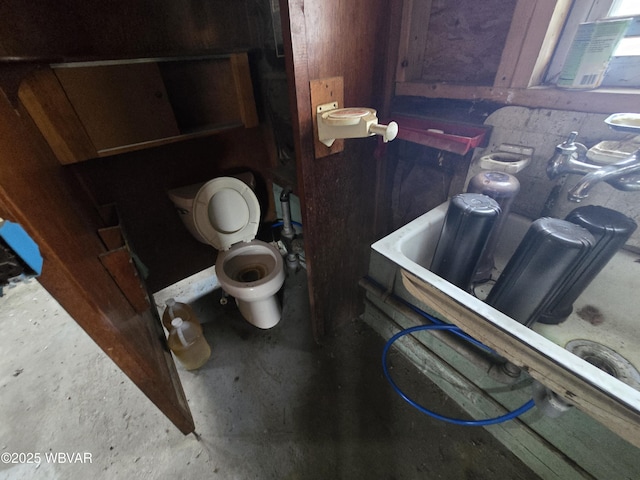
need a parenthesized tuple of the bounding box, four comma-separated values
(392, 0, 639, 113)
(607, 0, 640, 54)
(546, 0, 640, 88)
(610, 0, 640, 18)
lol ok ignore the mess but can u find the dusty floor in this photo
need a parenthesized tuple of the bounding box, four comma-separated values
(0, 271, 540, 479)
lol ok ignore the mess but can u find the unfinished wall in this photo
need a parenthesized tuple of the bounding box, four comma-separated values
(420, 0, 517, 85)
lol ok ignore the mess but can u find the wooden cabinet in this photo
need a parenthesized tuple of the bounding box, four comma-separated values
(19, 53, 258, 164)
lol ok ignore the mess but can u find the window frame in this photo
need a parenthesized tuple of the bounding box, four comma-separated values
(394, 0, 640, 115)
(545, 0, 640, 88)
(544, 0, 617, 84)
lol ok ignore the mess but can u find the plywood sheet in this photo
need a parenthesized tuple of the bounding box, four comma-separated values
(54, 63, 180, 150)
(18, 68, 98, 164)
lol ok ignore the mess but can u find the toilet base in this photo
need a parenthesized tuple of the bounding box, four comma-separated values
(236, 295, 282, 329)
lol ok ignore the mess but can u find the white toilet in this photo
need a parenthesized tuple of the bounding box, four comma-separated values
(168, 175, 285, 329)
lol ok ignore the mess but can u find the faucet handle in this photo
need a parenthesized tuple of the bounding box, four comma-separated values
(563, 131, 578, 145)
(369, 121, 398, 143)
(557, 131, 578, 152)
(557, 131, 587, 158)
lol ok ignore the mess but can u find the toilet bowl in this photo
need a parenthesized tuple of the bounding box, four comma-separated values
(169, 175, 285, 329)
(215, 240, 285, 329)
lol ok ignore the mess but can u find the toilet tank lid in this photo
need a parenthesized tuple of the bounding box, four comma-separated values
(167, 173, 256, 206)
(192, 177, 260, 250)
(167, 182, 206, 208)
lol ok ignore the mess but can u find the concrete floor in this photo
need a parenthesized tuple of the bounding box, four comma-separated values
(0, 271, 540, 479)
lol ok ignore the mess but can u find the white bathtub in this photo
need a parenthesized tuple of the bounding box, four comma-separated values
(372, 201, 640, 444)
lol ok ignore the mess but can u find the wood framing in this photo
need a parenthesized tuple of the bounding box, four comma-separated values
(394, 0, 640, 113)
(396, 82, 640, 115)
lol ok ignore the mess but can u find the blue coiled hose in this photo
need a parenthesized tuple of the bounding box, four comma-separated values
(382, 323, 536, 426)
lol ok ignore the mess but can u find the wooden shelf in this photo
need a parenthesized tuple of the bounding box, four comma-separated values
(19, 52, 258, 164)
(95, 122, 244, 157)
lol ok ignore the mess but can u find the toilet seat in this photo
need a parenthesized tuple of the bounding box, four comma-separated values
(192, 177, 260, 251)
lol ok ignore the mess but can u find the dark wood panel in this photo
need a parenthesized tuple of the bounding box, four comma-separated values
(0, 0, 253, 60)
(280, 0, 396, 338)
(18, 68, 98, 164)
(55, 63, 181, 150)
(159, 58, 240, 132)
(99, 246, 150, 314)
(0, 88, 195, 434)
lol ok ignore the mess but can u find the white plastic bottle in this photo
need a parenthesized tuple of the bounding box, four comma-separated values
(167, 317, 211, 370)
(162, 297, 201, 332)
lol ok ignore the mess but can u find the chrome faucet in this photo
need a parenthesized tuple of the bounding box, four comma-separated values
(546, 131, 640, 202)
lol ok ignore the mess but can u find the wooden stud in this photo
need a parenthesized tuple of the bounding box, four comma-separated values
(395, 0, 434, 83)
(230, 52, 259, 128)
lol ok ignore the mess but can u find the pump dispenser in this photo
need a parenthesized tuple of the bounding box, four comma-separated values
(168, 317, 211, 370)
(316, 103, 398, 147)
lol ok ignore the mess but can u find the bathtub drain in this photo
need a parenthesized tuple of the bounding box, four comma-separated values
(566, 339, 640, 391)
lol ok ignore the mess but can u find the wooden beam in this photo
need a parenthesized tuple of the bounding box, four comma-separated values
(493, 0, 571, 88)
(494, 0, 539, 87)
(396, 81, 640, 115)
(99, 247, 150, 314)
(395, 0, 434, 83)
(230, 52, 259, 128)
(524, 0, 573, 88)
